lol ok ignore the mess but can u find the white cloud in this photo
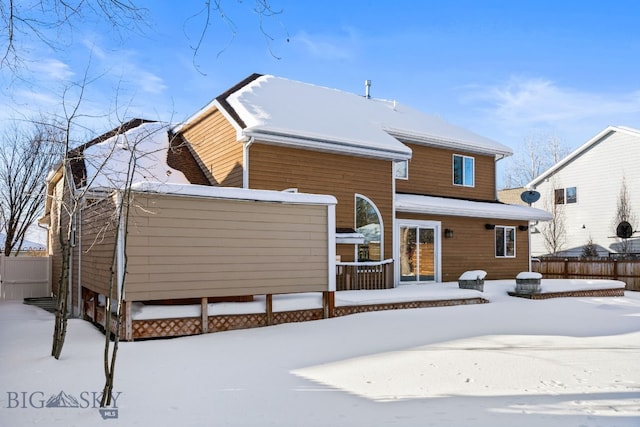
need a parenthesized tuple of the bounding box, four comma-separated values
(292, 28, 359, 61)
(30, 58, 75, 81)
(463, 76, 640, 127)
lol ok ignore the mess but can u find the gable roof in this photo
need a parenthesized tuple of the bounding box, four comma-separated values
(528, 125, 640, 188)
(177, 74, 513, 161)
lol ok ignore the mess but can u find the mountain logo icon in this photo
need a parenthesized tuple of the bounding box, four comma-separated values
(45, 391, 81, 408)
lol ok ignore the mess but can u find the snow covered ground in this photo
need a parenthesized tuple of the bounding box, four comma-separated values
(1, 280, 639, 427)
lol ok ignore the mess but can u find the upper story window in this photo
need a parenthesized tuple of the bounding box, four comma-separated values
(554, 187, 577, 204)
(453, 154, 474, 187)
(495, 226, 515, 258)
(394, 160, 408, 180)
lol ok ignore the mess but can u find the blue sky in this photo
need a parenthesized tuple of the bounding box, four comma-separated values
(2, 1, 640, 169)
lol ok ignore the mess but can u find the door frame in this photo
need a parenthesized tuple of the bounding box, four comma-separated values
(395, 219, 442, 284)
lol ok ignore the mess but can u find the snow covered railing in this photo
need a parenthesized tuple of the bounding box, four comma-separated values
(336, 259, 394, 291)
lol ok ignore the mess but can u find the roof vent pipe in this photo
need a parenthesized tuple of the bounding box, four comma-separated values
(365, 79, 371, 99)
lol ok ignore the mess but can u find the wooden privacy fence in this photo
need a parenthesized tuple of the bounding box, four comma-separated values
(336, 259, 394, 290)
(532, 258, 640, 291)
(0, 255, 52, 300)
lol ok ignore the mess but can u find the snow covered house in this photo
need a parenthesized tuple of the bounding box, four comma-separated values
(528, 126, 640, 257)
(41, 118, 337, 339)
(40, 75, 551, 339)
(174, 73, 550, 286)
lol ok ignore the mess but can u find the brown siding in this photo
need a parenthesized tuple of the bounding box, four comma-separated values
(125, 193, 330, 301)
(180, 108, 244, 187)
(396, 144, 496, 201)
(248, 143, 394, 261)
(398, 213, 529, 280)
(80, 197, 118, 298)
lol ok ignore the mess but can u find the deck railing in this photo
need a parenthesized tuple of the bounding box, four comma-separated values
(336, 259, 394, 290)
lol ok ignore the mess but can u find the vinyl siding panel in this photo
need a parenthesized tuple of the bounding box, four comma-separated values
(180, 108, 244, 187)
(396, 144, 496, 201)
(248, 143, 394, 261)
(398, 213, 529, 280)
(125, 193, 330, 301)
(80, 197, 117, 298)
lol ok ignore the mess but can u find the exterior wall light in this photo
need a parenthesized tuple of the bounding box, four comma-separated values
(444, 229, 454, 238)
(484, 224, 495, 230)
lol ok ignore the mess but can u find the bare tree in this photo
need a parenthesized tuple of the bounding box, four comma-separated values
(1, 1, 285, 75)
(0, 118, 63, 255)
(502, 132, 570, 189)
(98, 121, 174, 407)
(541, 181, 567, 256)
(0, 0, 146, 71)
(613, 176, 637, 255)
(51, 68, 118, 359)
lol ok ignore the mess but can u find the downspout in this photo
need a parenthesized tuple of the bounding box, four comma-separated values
(242, 135, 254, 189)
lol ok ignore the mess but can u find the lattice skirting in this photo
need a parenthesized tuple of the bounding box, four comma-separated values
(508, 288, 625, 299)
(334, 298, 487, 317)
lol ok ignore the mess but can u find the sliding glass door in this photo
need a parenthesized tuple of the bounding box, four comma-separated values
(398, 221, 440, 283)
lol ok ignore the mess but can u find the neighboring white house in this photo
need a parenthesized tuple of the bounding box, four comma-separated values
(527, 126, 640, 257)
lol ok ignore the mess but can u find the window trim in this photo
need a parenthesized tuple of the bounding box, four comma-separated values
(495, 225, 516, 258)
(453, 154, 475, 187)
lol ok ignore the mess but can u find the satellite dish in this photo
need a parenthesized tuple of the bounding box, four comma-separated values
(520, 190, 541, 204)
(616, 221, 633, 239)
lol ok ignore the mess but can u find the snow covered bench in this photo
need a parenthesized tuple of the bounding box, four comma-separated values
(458, 270, 487, 292)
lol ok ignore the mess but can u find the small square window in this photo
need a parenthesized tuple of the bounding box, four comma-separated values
(395, 160, 408, 179)
(554, 188, 565, 205)
(566, 187, 577, 204)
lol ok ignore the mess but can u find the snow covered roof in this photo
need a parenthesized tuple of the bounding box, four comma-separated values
(82, 122, 190, 191)
(130, 182, 337, 206)
(528, 125, 640, 188)
(198, 74, 512, 160)
(395, 194, 552, 221)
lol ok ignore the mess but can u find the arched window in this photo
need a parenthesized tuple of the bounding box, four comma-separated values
(355, 195, 383, 261)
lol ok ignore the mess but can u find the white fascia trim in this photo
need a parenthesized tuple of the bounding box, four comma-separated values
(385, 127, 513, 158)
(245, 130, 412, 161)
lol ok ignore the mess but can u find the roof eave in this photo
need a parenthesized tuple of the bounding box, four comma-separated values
(245, 130, 412, 161)
(528, 125, 627, 188)
(385, 128, 513, 159)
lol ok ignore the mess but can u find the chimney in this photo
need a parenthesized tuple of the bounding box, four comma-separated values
(364, 79, 371, 99)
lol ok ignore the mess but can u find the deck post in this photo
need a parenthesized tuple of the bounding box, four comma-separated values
(323, 291, 335, 318)
(201, 297, 208, 334)
(124, 300, 132, 341)
(266, 294, 273, 325)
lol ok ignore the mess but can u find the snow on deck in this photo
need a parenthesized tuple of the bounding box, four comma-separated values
(130, 279, 626, 320)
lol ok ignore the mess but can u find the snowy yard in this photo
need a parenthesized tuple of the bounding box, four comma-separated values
(1, 280, 639, 427)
